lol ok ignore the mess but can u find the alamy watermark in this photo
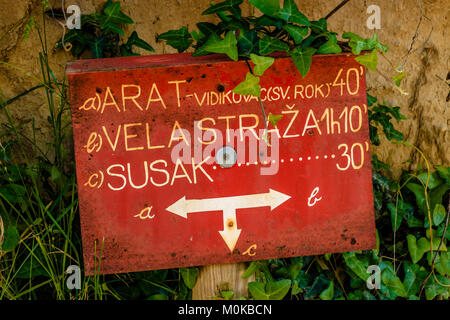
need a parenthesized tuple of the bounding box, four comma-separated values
(66, 264, 81, 290)
(366, 5, 381, 30)
(366, 265, 381, 290)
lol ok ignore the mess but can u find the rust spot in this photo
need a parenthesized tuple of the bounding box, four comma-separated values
(227, 219, 234, 229)
(217, 84, 225, 92)
(96, 88, 102, 94)
(171, 252, 176, 257)
(350, 238, 357, 245)
(186, 77, 193, 83)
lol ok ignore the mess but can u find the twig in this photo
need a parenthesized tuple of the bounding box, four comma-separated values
(402, 0, 424, 68)
(325, 0, 352, 20)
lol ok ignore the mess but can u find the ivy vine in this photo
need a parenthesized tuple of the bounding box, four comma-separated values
(157, 0, 390, 98)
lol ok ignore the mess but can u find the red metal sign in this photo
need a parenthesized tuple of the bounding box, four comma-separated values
(67, 53, 376, 275)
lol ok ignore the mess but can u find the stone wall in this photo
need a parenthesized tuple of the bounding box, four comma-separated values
(0, 0, 448, 176)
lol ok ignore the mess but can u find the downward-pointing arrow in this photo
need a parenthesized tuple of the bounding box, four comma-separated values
(219, 228, 242, 252)
(165, 189, 291, 252)
(218, 208, 241, 252)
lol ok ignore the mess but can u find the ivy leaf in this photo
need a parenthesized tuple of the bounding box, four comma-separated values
(179, 267, 199, 289)
(407, 235, 427, 264)
(158, 27, 193, 53)
(365, 33, 389, 53)
(276, 0, 310, 26)
(88, 37, 105, 58)
(232, 72, 261, 97)
(355, 50, 378, 71)
(265, 279, 292, 300)
(221, 290, 234, 300)
(387, 199, 413, 232)
(380, 262, 408, 299)
(406, 183, 427, 215)
(2, 225, 19, 252)
(250, 15, 284, 29)
(429, 184, 449, 215)
(289, 46, 316, 78)
(435, 165, 450, 185)
(343, 32, 388, 55)
(248, 282, 268, 300)
(250, 53, 274, 76)
(202, 31, 238, 61)
(433, 204, 446, 226)
(202, 0, 244, 18)
(268, 113, 283, 127)
(258, 36, 289, 55)
(403, 261, 427, 297)
(242, 261, 259, 279)
(431, 252, 450, 277)
(100, 0, 133, 30)
(319, 281, 334, 300)
(392, 72, 407, 87)
(425, 275, 450, 300)
(417, 171, 443, 190)
(101, 20, 124, 35)
(126, 31, 154, 52)
(238, 30, 259, 57)
(317, 34, 342, 54)
(190, 30, 204, 42)
(342, 252, 369, 281)
(196, 22, 219, 37)
(304, 273, 330, 299)
(218, 16, 247, 33)
(282, 25, 308, 44)
(407, 234, 447, 264)
(309, 18, 328, 34)
(248, 0, 280, 18)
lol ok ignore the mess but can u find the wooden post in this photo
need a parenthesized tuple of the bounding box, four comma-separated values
(192, 263, 254, 300)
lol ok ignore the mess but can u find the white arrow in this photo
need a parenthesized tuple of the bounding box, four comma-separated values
(166, 189, 291, 252)
(218, 208, 241, 254)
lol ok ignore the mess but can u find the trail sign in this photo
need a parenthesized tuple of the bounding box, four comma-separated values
(67, 53, 376, 275)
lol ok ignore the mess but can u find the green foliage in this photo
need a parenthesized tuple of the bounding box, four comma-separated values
(157, 27, 192, 53)
(199, 30, 238, 61)
(180, 267, 199, 289)
(289, 46, 316, 77)
(250, 54, 275, 76)
(355, 49, 378, 71)
(248, 279, 291, 300)
(343, 33, 388, 71)
(232, 72, 261, 97)
(1, 225, 19, 252)
(56, 0, 154, 58)
(158, 0, 387, 97)
(367, 93, 406, 146)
